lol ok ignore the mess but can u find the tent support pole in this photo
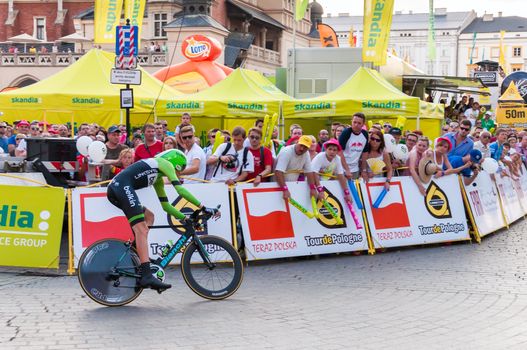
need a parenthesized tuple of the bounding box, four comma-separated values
(126, 83, 131, 139)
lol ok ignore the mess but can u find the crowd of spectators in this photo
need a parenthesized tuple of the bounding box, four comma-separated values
(1, 95, 526, 192)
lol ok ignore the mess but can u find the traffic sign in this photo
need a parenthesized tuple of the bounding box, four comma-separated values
(111, 69, 142, 85)
(115, 25, 138, 69)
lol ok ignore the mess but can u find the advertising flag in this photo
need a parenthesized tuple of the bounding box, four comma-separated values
(349, 26, 357, 47)
(94, 0, 124, 43)
(318, 23, 340, 48)
(428, 0, 436, 60)
(124, 0, 146, 40)
(499, 30, 507, 73)
(295, 0, 309, 21)
(362, 0, 395, 66)
(469, 32, 477, 64)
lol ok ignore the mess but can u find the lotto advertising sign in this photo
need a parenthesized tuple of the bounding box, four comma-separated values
(236, 181, 369, 260)
(462, 172, 506, 237)
(71, 184, 232, 267)
(494, 174, 524, 224)
(360, 176, 470, 248)
(0, 185, 65, 268)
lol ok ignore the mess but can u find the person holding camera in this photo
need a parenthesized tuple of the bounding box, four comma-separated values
(207, 126, 254, 185)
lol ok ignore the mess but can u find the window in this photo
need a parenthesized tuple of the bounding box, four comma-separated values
(34, 17, 46, 41)
(491, 47, 500, 59)
(314, 79, 327, 94)
(441, 63, 449, 76)
(511, 64, 523, 72)
(298, 79, 312, 94)
(513, 47, 522, 57)
(153, 13, 168, 38)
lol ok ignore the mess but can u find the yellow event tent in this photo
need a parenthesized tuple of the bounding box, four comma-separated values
(282, 67, 442, 137)
(0, 49, 183, 127)
(158, 68, 294, 132)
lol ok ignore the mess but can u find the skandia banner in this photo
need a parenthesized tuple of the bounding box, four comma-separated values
(360, 175, 470, 249)
(9, 97, 42, 104)
(163, 100, 204, 114)
(362, 0, 395, 66)
(227, 102, 268, 115)
(94, 0, 124, 43)
(462, 172, 506, 237)
(0, 185, 65, 268)
(124, 0, 146, 40)
(360, 100, 407, 115)
(71, 184, 232, 267)
(494, 173, 524, 224)
(236, 181, 368, 260)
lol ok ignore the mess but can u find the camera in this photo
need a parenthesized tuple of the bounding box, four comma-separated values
(223, 154, 238, 169)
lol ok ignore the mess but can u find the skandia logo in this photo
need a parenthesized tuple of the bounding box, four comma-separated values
(72, 97, 104, 104)
(0, 205, 50, 232)
(166, 101, 203, 110)
(10, 97, 41, 104)
(294, 102, 335, 111)
(361, 101, 405, 109)
(228, 103, 265, 111)
(140, 99, 154, 106)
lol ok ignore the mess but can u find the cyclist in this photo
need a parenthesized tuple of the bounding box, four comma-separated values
(107, 149, 216, 290)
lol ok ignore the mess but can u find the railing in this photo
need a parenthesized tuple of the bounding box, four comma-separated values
(247, 45, 281, 65)
(0, 52, 168, 67)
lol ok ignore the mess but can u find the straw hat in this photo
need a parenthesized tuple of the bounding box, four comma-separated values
(418, 154, 439, 183)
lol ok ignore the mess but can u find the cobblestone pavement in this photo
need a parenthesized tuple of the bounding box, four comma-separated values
(2, 220, 527, 350)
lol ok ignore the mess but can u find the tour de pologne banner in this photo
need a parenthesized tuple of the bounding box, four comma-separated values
(71, 183, 232, 267)
(0, 185, 65, 268)
(462, 171, 507, 237)
(94, 0, 124, 43)
(360, 175, 470, 248)
(236, 181, 369, 260)
(362, 0, 395, 66)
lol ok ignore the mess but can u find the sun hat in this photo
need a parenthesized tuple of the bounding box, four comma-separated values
(297, 135, 313, 148)
(323, 138, 342, 152)
(418, 154, 439, 183)
(16, 120, 30, 127)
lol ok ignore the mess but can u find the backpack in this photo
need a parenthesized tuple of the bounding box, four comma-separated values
(213, 143, 250, 177)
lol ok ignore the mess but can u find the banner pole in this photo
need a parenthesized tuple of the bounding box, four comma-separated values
(229, 185, 239, 250)
(67, 189, 75, 275)
(458, 175, 481, 243)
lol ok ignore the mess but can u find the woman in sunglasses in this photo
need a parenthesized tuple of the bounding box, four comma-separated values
(360, 129, 393, 191)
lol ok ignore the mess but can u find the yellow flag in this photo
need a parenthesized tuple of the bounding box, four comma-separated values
(295, 0, 309, 21)
(94, 0, 124, 43)
(362, 0, 395, 66)
(499, 30, 506, 74)
(124, 0, 146, 40)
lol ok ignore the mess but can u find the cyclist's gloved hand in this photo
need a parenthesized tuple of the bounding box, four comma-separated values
(202, 207, 220, 219)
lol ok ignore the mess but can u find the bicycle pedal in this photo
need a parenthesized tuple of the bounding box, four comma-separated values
(157, 288, 166, 294)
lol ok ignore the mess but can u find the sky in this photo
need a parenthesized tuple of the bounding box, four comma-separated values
(321, 0, 527, 17)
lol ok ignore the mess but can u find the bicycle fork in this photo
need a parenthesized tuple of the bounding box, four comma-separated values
(193, 234, 216, 270)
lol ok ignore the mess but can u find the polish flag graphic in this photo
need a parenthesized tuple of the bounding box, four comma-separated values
(366, 182, 410, 230)
(242, 188, 295, 241)
(80, 193, 134, 247)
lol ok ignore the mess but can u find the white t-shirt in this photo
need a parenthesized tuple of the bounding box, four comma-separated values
(184, 143, 206, 184)
(340, 129, 368, 172)
(464, 108, 479, 126)
(311, 153, 344, 180)
(275, 145, 312, 182)
(211, 143, 254, 182)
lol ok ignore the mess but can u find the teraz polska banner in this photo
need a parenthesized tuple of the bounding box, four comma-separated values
(236, 182, 369, 260)
(94, 0, 124, 43)
(0, 185, 65, 268)
(360, 175, 470, 248)
(362, 0, 395, 66)
(71, 184, 232, 267)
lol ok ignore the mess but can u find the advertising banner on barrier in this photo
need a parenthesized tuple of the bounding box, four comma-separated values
(518, 166, 527, 214)
(360, 175, 470, 248)
(0, 185, 65, 268)
(71, 183, 232, 267)
(494, 173, 524, 224)
(462, 172, 506, 237)
(236, 181, 369, 260)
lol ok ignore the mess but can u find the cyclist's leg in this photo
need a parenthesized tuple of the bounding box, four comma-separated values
(131, 208, 154, 263)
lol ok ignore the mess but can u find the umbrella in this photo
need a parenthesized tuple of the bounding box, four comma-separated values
(58, 32, 92, 53)
(7, 33, 43, 53)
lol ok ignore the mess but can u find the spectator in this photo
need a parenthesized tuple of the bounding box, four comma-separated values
(134, 123, 163, 162)
(14, 134, 27, 157)
(389, 127, 402, 144)
(175, 113, 194, 135)
(474, 131, 492, 159)
(316, 129, 329, 152)
(443, 119, 474, 157)
(331, 122, 341, 138)
(203, 128, 220, 180)
(490, 128, 508, 161)
(132, 133, 143, 148)
(308, 135, 318, 160)
(57, 124, 69, 138)
(246, 127, 273, 187)
(8, 120, 30, 155)
(275, 135, 321, 200)
(448, 149, 483, 185)
(311, 139, 352, 203)
(0, 121, 8, 153)
(208, 126, 254, 185)
(382, 122, 392, 134)
(178, 126, 206, 184)
(434, 137, 472, 177)
(154, 122, 165, 142)
(334, 124, 345, 140)
(162, 136, 177, 150)
(243, 119, 264, 148)
(464, 102, 480, 127)
(407, 136, 431, 195)
(290, 126, 303, 139)
(108, 148, 135, 177)
(29, 45, 37, 54)
(405, 132, 418, 152)
(481, 111, 495, 131)
(508, 135, 518, 149)
(29, 122, 41, 137)
(338, 112, 369, 179)
(515, 134, 527, 166)
(360, 129, 393, 190)
(76, 123, 90, 138)
(101, 126, 128, 181)
(440, 125, 450, 136)
(470, 129, 481, 143)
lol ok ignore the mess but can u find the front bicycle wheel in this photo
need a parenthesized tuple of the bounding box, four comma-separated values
(181, 235, 244, 300)
(78, 239, 143, 307)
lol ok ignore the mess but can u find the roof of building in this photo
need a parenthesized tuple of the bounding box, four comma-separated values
(323, 11, 474, 32)
(462, 16, 527, 33)
(165, 13, 229, 32)
(226, 0, 286, 30)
